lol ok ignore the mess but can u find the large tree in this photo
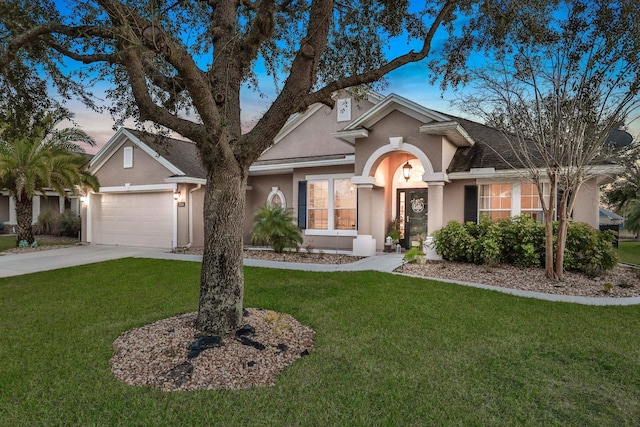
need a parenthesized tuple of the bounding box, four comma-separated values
(1, 0, 583, 334)
(458, 1, 640, 280)
(0, 107, 100, 245)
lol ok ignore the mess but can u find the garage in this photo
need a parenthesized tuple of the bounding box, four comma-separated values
(90, 191, 174, 248)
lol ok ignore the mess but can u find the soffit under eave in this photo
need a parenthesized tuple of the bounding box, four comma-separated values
(447, 164, 625, 182)
(419, 121, 475, 147)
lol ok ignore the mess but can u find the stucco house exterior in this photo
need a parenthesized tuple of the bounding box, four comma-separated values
(81, 92, 620, 255)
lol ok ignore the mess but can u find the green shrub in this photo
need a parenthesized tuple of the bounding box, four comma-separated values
(432, 220, 476, 262)
(433, 216, 616, 274)
(563, 222, 617, 276)
(34, 208, 56, 235)
(57, 209, 81, 238)
(252, 203, 303, 254)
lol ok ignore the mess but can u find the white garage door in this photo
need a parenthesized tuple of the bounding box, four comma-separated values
(92, 192, 174, 248)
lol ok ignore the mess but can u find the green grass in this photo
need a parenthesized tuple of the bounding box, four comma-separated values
(0, 235, 76, 252)
(618, 241, 640, 265)
(1, 259, 639, 425)
(0, 235, 16, 252)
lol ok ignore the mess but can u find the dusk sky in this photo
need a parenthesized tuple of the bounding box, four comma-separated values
(50, 2, 637, 153)
(66, 63, 463, 153)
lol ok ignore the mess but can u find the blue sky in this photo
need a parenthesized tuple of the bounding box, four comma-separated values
(54, 2, 637, 153)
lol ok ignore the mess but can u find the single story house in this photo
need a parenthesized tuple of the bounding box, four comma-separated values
(80, 92, 620, 255)
(1, 191, 81, 233)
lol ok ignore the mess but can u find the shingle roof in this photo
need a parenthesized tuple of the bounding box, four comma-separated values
(440, 113, 614, 173)
(126, 129, 206, 179)
(439, 115, 533, 172)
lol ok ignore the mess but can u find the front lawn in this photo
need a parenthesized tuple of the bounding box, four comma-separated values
(1, 259, 639, 425)
(618, 241, 640, 265)
(0, 235, 77, 252)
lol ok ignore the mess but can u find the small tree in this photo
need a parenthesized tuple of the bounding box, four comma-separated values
(459, 2, 640, 280)
(0, 108, 99, 245)
(252, 204, 303, 254)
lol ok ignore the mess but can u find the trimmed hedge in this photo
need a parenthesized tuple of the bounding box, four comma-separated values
(432, 215, 617, 275)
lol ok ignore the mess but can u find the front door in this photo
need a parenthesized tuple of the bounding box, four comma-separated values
(397, 189, 428, 249)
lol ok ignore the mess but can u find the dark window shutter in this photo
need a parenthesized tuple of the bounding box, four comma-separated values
(464, 185, 478, 223)
(297, 181, 307, 229)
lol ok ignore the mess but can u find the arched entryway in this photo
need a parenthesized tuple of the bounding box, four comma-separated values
(351, 139, 447, 256)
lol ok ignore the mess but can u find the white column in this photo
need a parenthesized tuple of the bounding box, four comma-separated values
(85, 193, 93, 243)
(352, 184, 376, 256)
(59, 195, 65, 214)
(511, 183, 521, 217)
(427, 182, 445, 234)
(32, 195, 40, 225)
(9, 196, 16, 224)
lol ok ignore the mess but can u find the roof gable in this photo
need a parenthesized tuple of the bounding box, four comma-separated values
(257, 94, 380, 163)
(89, 128, 206, 180)
(342, 93, 450, 131)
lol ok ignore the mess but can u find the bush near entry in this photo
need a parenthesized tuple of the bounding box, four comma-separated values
(432, 215, 617, 275)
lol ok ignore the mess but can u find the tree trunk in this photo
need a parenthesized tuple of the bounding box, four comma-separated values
(14, 196, 34, 246)
(544, 172, 558, 280)
(194, 162, 247, 335)
(544, 209, 555, 279)
(555, 193, 570, 281)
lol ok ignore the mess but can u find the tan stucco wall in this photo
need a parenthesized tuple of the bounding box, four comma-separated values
(258, 98, 375, 161)
(94, 143, 174, 186)
(572, 177, 600, 228)
(443, 180, 473, 225)
(175, 183, 189, 247)
(190, 186, 205, 247)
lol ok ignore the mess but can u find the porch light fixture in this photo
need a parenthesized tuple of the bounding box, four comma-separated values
(402, 160, 413, 181)
(173, 190, 181, 201)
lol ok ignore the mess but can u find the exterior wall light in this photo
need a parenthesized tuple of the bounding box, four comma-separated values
(402, 160, 413, 181)
(173, 191, 181, 201)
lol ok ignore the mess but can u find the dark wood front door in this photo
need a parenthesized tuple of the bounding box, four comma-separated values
(397, 188, 428, 249)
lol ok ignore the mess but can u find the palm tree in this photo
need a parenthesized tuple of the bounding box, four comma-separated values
(0, 108, 99, 245)
(252, 203, 303, 254)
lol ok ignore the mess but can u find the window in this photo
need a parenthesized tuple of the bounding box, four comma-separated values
(336, 98, 352, 122)
(479, 184, 511, 220)
(521, 183, 542, 221)
(308, 181, 329, 229)
(266, 187, 286, 208)
(520, 183, 551, 222)
(123, 146, 133, 168)
(306, 175, 357, 235)
(333, 179, 357, 230)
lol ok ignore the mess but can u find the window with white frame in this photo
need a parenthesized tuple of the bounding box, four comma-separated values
(306, 175, 356, 234)
(266, 187, 286, 208)
(123, 146, 133, 168)
(520, 183, 546, 221)
(479, 183, 512, 220)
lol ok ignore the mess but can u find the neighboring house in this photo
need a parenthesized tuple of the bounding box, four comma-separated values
(81, 92, 621, 255)
(1, 191, 81, 233)
(599, 207, 624, 226)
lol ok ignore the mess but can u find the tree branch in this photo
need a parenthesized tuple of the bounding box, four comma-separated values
(304, 0, 456, 107)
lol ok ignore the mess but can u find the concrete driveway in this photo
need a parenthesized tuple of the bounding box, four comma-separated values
(0, 245, 163, 278)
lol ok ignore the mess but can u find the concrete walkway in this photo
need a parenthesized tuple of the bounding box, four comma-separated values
(0, 245, 160, 278)
(146, 251, 405, 273)
(1, 244, 638, 306)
